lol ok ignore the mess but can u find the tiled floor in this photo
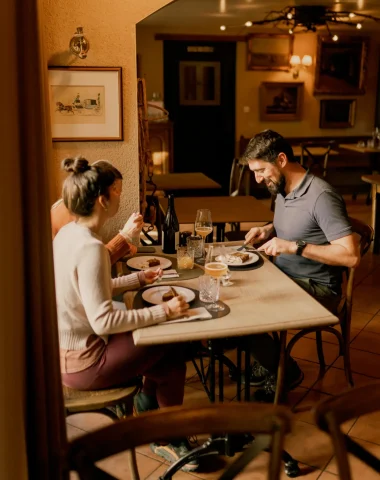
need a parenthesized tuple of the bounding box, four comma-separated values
(67, 194, 380, 479)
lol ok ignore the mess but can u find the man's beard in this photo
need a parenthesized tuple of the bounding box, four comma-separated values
(265, 173, 286, 195)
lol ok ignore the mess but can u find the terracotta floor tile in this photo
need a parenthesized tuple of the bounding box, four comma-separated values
(96, 451, 162, 480)
(290, 337, 340, 366)
(313, 366, 375, 395)
(351, 329, 380, 355)
(352, 285, 380, 315)
(66, 423, 86, 440)
(363, 315, 380, 335)
(286, 386, 309, 409)
(350, 310, 375, 330)
(186, 357, 210, 380)
(66, 412, 113, 432)
(182, 386, 212, 408)
(146, 463, 198, 480)
(187, 369, 242, 401)
(317, 472, 338, 479)
(334, 349, 380, 378)
(325, 437, 380, 479)
(359, 265, 380, 287)
(295, 359, 324, 388)
(283, 420, 334, 470)
(348, 410, 380, 445)
(292, 389, 331, 426)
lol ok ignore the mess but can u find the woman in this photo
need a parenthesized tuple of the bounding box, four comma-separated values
(54, 156, 198, 471)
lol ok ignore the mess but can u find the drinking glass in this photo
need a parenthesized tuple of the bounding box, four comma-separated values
(177, 246, 195, 270)
(195, 209, 213, 261)
(203, 258, 228, 311)
(199, 275, 219, 305)
(187, 235, 203, 261)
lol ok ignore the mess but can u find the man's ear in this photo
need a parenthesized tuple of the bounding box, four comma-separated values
(277, 152, 288, 168)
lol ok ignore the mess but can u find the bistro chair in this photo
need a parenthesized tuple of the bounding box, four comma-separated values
(300, 141, 336, 179)
(284, 217, 373, 392)
(67, 402, 292, 480)
(314, 382, 380, 479)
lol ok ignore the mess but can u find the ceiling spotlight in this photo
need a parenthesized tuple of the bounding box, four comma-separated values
(289, 29, 293, 34)
(287, 13, 293, 20)
(245, 21, 253, 27)
(220, 25, 226, 31)
(356, 23, 362, 29)
(332, 34, 339, 41)
(349, 13, 355, 18)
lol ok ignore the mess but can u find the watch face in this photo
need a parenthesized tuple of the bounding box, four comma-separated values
(297, 240, 306, 247)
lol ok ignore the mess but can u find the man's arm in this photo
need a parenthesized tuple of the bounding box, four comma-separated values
(106, 235, 137, 265)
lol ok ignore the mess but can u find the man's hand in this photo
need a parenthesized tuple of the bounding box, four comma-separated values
(257, 237, 297, 257)
(143, 268, 163, 285)
(245, 224, 273, 245)
(121, 212, 144, 239)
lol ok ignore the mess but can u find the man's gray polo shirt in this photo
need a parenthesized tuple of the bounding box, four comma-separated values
(273, 172, 352, 292)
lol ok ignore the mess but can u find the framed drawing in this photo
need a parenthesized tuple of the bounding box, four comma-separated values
(319, 99, 356, 128)
(314, 36, 369, 95)
(260, 82, 303, 121)
(247, 34, 293, 71)
(48, 67, 123, 141)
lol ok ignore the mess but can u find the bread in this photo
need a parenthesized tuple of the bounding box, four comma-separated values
(162, 287, 178, 302)
(229, 252, 250, 263)
(147, 258, 160, 267)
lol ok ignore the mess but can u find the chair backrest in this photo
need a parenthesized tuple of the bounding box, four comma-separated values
(68, 403, 292, 480)
(314, 382, 380, 479)
(229, 159, 250, 197)
(300, 141, 336, 178)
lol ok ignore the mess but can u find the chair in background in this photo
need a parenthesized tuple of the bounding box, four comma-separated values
(283, 217, 373, 395)
(300, 141, 336, 179)
(67, 402, 292, 480)
(314, 382, 380, 479)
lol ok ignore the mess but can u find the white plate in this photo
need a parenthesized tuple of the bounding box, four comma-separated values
(126, 255, 172, 271)
(215, 251, 260, 267)
(142, 286, 195, 305)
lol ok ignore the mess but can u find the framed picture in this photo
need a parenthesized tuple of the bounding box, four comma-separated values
(319, 99, 356, 128)
(48, 67, 123, 141)
(260, 82, 304, 121)
(247, 34, 293, 71)
(314, 36, 369, 95)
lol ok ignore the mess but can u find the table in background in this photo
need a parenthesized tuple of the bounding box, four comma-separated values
(362, 174, 380, 253)
(340, 144, 380, 155)
(292, 146, 339, 157)
(159, 196, 274, 241)
(147, 172, 221, 196)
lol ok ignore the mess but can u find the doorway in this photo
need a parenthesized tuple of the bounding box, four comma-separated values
(164, 40, 236, 193)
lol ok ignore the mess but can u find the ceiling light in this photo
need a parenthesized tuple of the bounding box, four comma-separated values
(245, 21, 253, 27)
(287, 13, 293, 20)
(289, 29, 293, 34)
(332, 34, 339, 41)
(349, 13, 355, 18)
(356, 23, 362, 29)
(220, 25, 226, 31)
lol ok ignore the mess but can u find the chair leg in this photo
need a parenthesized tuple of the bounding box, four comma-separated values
(342, 337, 354, 388)
(316, 331, 326, 378)
(127, 449, 140, 480)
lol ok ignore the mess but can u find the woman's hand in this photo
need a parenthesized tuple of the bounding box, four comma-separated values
(143, 268, 163, 285)
(165, 295, 189, 319)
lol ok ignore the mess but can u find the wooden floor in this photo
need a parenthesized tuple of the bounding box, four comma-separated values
(68, 194, 380, 480)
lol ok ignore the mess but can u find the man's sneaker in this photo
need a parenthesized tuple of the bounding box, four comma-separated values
(253, 365, 304, 403)
(133, 392, 159, 414)
(150, 439, 199, 472)
(241, 361, 269, 387)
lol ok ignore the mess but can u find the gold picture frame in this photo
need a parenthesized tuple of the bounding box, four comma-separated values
(247, 34, 294, 71)
(260, 82, 303, 121)
(319, 99, 356, 128)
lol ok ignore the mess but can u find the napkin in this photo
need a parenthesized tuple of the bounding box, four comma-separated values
(163, 307, 213, 325)
(161, 269, 179, 279)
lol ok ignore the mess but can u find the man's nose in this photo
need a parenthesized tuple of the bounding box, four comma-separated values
(255, 173, 263, 183)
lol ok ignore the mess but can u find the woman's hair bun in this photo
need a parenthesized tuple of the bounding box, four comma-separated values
(62, 156, 91, 174)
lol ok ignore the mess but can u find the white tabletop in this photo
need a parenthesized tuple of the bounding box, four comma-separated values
(132, 244, 338, 346)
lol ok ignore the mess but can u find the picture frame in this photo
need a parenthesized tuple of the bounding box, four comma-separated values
(314, 36, 369, 95)
(260, 82, 303, 121)
(319, 99, 356, 128)
(247, 34, 293, 71)
(48, 67, 123, 141)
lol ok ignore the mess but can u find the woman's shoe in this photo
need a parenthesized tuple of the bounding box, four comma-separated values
(150, 439, 199, 472)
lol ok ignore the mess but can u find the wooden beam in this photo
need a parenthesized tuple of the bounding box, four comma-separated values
(155, 33, 247, 42)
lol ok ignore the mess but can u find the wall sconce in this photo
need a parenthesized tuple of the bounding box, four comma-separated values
(290, 54, 312, 79)
(69, 27, 90, 59)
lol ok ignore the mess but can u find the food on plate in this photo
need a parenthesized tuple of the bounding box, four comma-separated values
(162, 286, 178, 302)
(226, 252, 250, 264)
(147, 258, 160, 267)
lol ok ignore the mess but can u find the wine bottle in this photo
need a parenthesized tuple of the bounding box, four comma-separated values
(162, 194, 180, 254)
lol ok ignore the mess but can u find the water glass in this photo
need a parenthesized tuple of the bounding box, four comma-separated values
(199, 275, 219, 304)
(177, 246, 195, 270)
(187, 235, 203, 261)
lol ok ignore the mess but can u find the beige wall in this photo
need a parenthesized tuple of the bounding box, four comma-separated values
(42, 0, 174, 241)
(137, 25, 379, 150)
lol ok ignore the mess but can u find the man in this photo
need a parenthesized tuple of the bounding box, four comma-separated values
(242, 130, 359, 402)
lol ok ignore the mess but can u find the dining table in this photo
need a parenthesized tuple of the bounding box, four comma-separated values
(292, 146, 340, 157)
(147, 172, 222, 195)
(159, 196, 274, 241)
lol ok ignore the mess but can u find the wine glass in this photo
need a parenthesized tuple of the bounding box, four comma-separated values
(195, 209, 213, 262)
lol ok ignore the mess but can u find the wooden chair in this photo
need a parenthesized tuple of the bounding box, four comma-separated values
(64, 379, 142, 479)
(284, 217, 373, 389)
(314, 382, 380, 479)
(67, 402, 292, 480)
(300, 141, 336, 179)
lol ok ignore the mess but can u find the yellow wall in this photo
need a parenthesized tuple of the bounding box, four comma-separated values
(42, 0, 174, 240)
(137, 25, 380, 149)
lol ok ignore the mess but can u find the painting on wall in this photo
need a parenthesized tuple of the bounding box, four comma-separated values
(260, 82, 303, 121)
(48, 67, 123, 141)
(247, 34, 293, 71)
(319, 99, 356, 128)
(314, 36, 369, 95)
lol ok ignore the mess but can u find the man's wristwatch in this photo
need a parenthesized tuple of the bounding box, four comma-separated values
(295, 240, 307, 256)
